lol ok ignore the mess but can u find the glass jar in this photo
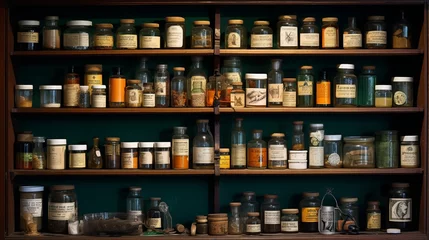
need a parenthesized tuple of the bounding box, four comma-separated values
(32, 136, 46, 169)
(79, 86, 90, 108)
(139, 142, 154, 169)
(375, 85, 392, 107)
(365, 16, 387, 49)
(17, 20, 40, 51)
(376, 130, 399, 168)
(277, 15, 298, 49)
(367, 201, 381, 231)
(343, 17, 362, 49)
(126, 79, 143, 108)
(282, 78, 296, 107)
(109, 67, 126, 108)
(139, 23, 161, 49)
(268, 133, 287, 169)
(401, 135, 419, 168)
(193, 119, 214, 169)
(127, 187, 143, 221)
(222, 57, 242, 84)
(208, 213, 228, 235)
(47, 139, 66, 170)
(392, 77, 413, 107)
(64, 66, 80, 108)
(136, 57, 152, 84)
(358, 66, 377, 107)
(43, 16, 60, 50)
(299, 192, 321, 232)
(172, 127, 189, 169)
(389, 183, 412, 230)
(268, 59, 284, 107)
(309, 123, 324, 169)
(155, 64, 170, 107)
(334, 64, 357, 107)
(15, 85, 33, 108)
(91, 85, 107, 108)
(88, 137, 102, 169)
(68, 144, 87, 169)
(340, 197, 359, 227)
(84, 64, 103, 98)
(393, 11, 411, 49)
(229, 202, 242, 234)
(343, 136, 375, 168)
(241, 192, 260, 227)
(291, 121, 304, 150)
(297, 66, 314, 107)
(261, 195, 280, 233)
(196, 216, 208, 234)
(230, 82, 245, 108)
(250, 21, 273, 49)
(40, 85, 62, 108)
(300, 17, 319, 49)
(20, 186, 44, 231)
(281, 209, 299, 233)
(192, 20, 212, 49)
(121, 142, 138, 169)
(322, 17, 339, 49)
(116, 19, 137, 49)
(246, 73, 267, 107)
(324, 135, 343, 168)
(155, 142, 171, 169)
(48, 185, 77, 234)
(187, 57, 207, 104)
(94, 23, 114, 50)
(225, 19, 247, 49)
(143, 83, 156, 107)
(15, 132, 33, 169)
(247, 130, 267, 169)
(191, 81, 206, 107)
(147, 197, 163, 230)
(220, 148, 230, 169)
(105, 137, 121, 169)
(165, 16, 186, 49)
(316, 70, 331, 107)
(246, 212, 261, 235)
(63, 20, 92, 50)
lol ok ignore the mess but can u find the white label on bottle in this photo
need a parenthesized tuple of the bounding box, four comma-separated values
(389, 198, 412, 222)
(122, 152, 136, 168)
(193, 147, 214, 164)
(268, 83, 284, 103)
(227, 32, 241, 48)
(280, 26, 298, 47)
(191, 92, 206, 107)
(128, 210, 142, 216)
(224, 72, 241, 83)
(336, 84, 356, 98)
(246, 88, 266, 106)
(92, 95, 106, 108)
(140, 151, 153, 165)
(366, 31, 387, 44)
(96, 150, 101, 157)
(328, 153, 341, 167)
(155, 151, 170, 164)
(343, 33, 362, 48)
(283, 91, 296, 107)
(173, 139, 189, 156)
(231, 144, 246, 166)
(143, 93, 156, 107)
(300, 33, 319, 47)
(64, 33, 89, 47)
(117, 34, 137, 49)
(43, 29, 60, 49)
(323, 27, 337, 48)
(149, 217, 162, 228)
(231, 93, 245, 108)
(166, 25, 183, 48)
(401, 145, 419, 167)
(64, 84, 80, 107)
(48, 202, 76, 221)
(269, 145, 287, 161)
(69, 153, 86, 168)
(246, 224, 261, 233)
(191, 76, 207, 92)
(126, 89, 142, 104)
(281, 221, 298, 232)
(17, 32, 39, 43)
(298, 81, 313, 96)
(48, 145, 66, 170)
(140, 36, 161, 48)
(309, 146, 324, 167)
(251, 34, 273, 48)
(155, 82, 167, 96)
(21, 199, 43, 217)
(264, 211, 280, 224)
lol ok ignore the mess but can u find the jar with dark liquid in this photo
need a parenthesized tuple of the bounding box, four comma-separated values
(300, 192, 320, 232)
(261, 194, 281, 233)
(105, 137, 121, 169)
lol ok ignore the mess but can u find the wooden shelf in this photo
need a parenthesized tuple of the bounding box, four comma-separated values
(219, 107, 424, 114)
(11, 108, 214, 114)
(11, 49, 214, 57)
(220, 49, 424, 56)
(220, 168, 424, 175)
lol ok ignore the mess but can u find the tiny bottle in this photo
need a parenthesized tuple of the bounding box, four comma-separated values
(126, 79, 143, 108)
(367, 201, 381, 231)
(246, 212, 261, 235)
(291, 121, 305, 150)
(343, 17, 362, 49)
(247, 130, 267, 169)
(230, 82, 245, 108)
(79, 86, 90, 108)
(143, 83, 156, 108)
(88, 137, 103, 169)
(229, 202, 242, 234)
(147, 197, 163, 230)
(32, 137, 46, 169)
(316, 70, 331, 107)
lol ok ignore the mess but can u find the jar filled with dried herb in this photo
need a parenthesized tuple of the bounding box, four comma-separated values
(88, 137, 103, 169)
(32, 137, 46, 169)
(393, 11, 411, 49)
(16, 132, 33, 169)
(48, 185, 77, 234)
(20, 186, 44, 231)
(43, 16, 60, 50)
(375, 130, 399, 168)
(191, 20, 212, 49)
(292, 121, 305, 150)
(121, 142, 138, 169)
(171, 67, 187, 107)
(105, 137, 121, 169)
(116, 19, 137, 49)
(229, 202, 242, 234)
(68, 144, 87, 169)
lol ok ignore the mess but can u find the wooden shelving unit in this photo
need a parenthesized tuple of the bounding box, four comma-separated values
(219, 168, 424, 175)
(11, 49, 214, 57)
(219, 49, 424, 56)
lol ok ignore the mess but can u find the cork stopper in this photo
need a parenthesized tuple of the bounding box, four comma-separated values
(120, 19, 135, 24)
(301, 66, 313, 70)
(194, 20, 210, 25)
(142, 23, 159, 28)
(95, 23, 113, 29)
(303, 17, 316, 22)
(173, 67, 185, 71)
(254, 20, 269, 26)
(322, 17, 338, 22)
(229, 19, 243, 25)
(166, 16, 185, 23)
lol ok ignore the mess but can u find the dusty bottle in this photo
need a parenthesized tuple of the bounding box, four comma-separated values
(88, 137, 103, 169)
(268, 59, 284, 107)
(187, 57, 207, 105)
(193, 119, 214, 169)
(231, 118, 246, 169)
(154, 64, 170, 107)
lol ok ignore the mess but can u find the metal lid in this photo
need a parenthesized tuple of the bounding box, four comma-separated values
(283, 78, 296, 82)
(368, 16, 385, 21)
(80, 86, 89, 91)
(155, 142, 171, 148)
(324, 135, 342, 141)
(92, 85, 106, 89)
(33, 136, 45, 143)
(392, 183, 410, 188)
(338, 64, 354, 70)
(45, 16, 59, 21)
(15, 85, 33, 90)
(194, 20, 210, 25)
(303, 17, 316, 22)
(228, 19, 243, 25)
(39, 85, 62, 90)
(220, 148, 230, 153)
(340, 197, 358, 203)
(229, 202, 241, 207)
(85, 64, 102, 72)
(19, 186, 44, 192)
(282, 208, 299, 214)
(18, 20, 40, 26)
(254, 20, 269, 26)
(173, 67, 185, 71)
(245, 73, 267, 79)
(165, 16, 185, 23)
(51, 185, 75, 191)
(121, 142, 139, 148)
(248, 212, 260, 217)
(139, 142, 154, 148)
(68, 144, 87, 151)
(279, 15, 297, 20)
(375, 85, 392, 91)
(264, 194, 278, 199)
(303, 192, 319, 197)
(95, 23, 113, 29)
(271, 133, 285, 137)
(157, 64, 168, 69)
(392, 76, 413, 82)
(300, 66, 313, 70)
(67, 20, 92, 26)
(322, 17, 338, 22)
(150, 197, 161, 201)
(120, 19, 135, 24)
(142, 23, 159, 28)
(401, 135, 418, 142)
(129, 186, 141, 191)
(47, 139, 67, 145)
(343, 136, 375, 142)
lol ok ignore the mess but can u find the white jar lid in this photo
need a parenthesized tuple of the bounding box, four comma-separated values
(68, 144, 87, 151)
(324, 135, 342, 141)
(92, 85, 106, 89)
(139, 142, 155, 148)
(401, 135, 418, 142)
(19, 186, 44, 192)
(392, 76, 413, 82)
(310, 123, 323, 128)
(245, 73, 267, 79)
(47, 139, 67, 145)
(387, 228, 401, 234)
(80, 86, 89, 91)
(39, 85, 62, 90)
(121, 142, 138, 148)
(288, 159, 308, 163)
(289, 150, 308, 154)
(67, 20, 92, 26)
(156, 142, 171, 148)
(15, 85, 33, 90)
(375, 85, 392, 91)
(18, 20, 40, 26)
(338, 64, 354, 69)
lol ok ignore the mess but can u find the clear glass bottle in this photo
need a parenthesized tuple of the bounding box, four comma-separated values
(127, 187, 143, 221)
(241, 192, 260, 228)
(230, 82, 245, 108)
(340, 197, 359, 227)
(139, 23, 161, 49)
(268, 133, 287, 169)
(277, 15, 298, 49)
(268, 59, 284, 107)
(299, 192, 321, 232)
(32, 137, 46, 169)
(147, 197, 163, 230)
(365, 16, 387, 49)
(63, 20, 92, 50)
(109, 67, 126, 108)
(222, 57, 242, 84)
(367, 201, 381, 231)
(291, 121, 304, 150)
(309, 123, 324, 169)
(343, 17, 362, 49)
(191, 20, 212, 49)
(246, 212, 261, 235)
(225, 19, 247, 49)
(343, 136, 375, 168)
(43, 16, 60, 50)
(231, 118, 246, 169)
(165, 16, 186, 49)
(193, 119, 214, 169)
(251, 21, 273, 49)
(261, 195, 281, 233)
(281, 209, 299, 233)
(300, 17, 319, 49)
(297, 66, 314, 107)
(154, 64, 170, 107)
(283, 78, 296, 107)
(334, 64, 357, 107)
(143, 83, 156, 108)
(187, 57, 207, 104)
(393, 11, 411, 49)
(358, 66, 377, 107)
(88, 137, 103, 169)
(247, 130, 267, 169)
(172, 127, 189, 169)
(64, 66, 80, 108)
(191, 81, 206, 107)
(229, 202, 242, 234)
(126, 79, 143, 108)
(324, 135, 343, 168)
(94, 23, 114, 50)
(171, 67, 187, 107)
(375, 85, 393, 107)
(322, 17, 339, 49)
(116, 19, 137, 49)
(316, 70, 331, 107)
(246, 73, 267, 107)
(135, 57, 152, 84)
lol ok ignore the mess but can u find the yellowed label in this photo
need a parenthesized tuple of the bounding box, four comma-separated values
(126, 89, 142, 105)
(85, 74, 103, 96)
(367, 212, 381, 229)
(220, 154, 230, 169)
(17, 32, 39, 43)
(366, 31, 387, 44)
(191, 76, 207, 92)
(343, 33, 362, 48)
(301, 207, 320, 222)
(336, 84, 356, 98)
(140, 36, 161, 48)
(48, 202, 75, 221)
(300, 33, 319, 47)
(298, 81, 313, 96)
(231, 144, 246, 165)
(224, 72, 241, 83)
(166, 25, 183, 48)
(117, 34, 137, 49)
(323, 27, 337, 48)
(69, 153, 86, 168)
(148, 218, 162, 228)
(143, 93, 155, 107)
(64, 84, 79, 107)
(268, 83, 283, 103)
(230, 92, 245, 108)
(172, 139, 189, 156)
(251, 34, 273, 48)
(122, 152, 136, 168)
(227, 32, 241, 48)
(95, 35, 114, 47)
(43, 29, 60, 49)
(92, 95, 106, 108)
(21, 199, 42, 217)
(283, 91, 296, 107)
(401, 145, 418, 166)
(47, 145, 66, 169)
(64, 33, 89, 47)
(279, 26, 298, 47)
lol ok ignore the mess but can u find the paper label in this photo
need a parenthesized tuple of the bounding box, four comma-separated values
(268, 83, 283, 103)
(224, 72, 241, 83)
(64, 84, 79, 107)
(401, 145, 419, 166)
(323, 27, 337, 48)
(283, 91, 296, 107)
(92, 95, 106, 108)
(343, 33, 362, 48)
(126, 89, 142, 105)
(48, 145, 66, 169)
(155, 82, 167, 96)
(367, 212, 381, 229)
(21, 199, 43, 217)
(389, 198, 412, 222)
(231, 144, 246, 165)
(139, 151, 153, 165)
(122, 152, 137, 168)
(155, 151, 170, 164)
(17, 32, 39, 43)
(327, 153, 341, 166)
(298, 81, 313, 96)
(281, 221, 298, 232)
(246, 88, 266, 106)
(269, 145, 287, 161)
(48, 202, 75, 221)
(85, 74, 103, 88)
(69, 153, 86, 168)
(191, 76, 207, 92)
(64, 33, 89, 47)
(394, 91, 407, 106)
(246, 224, 261, 233)
(336, 84, 356, 98)
(166, 26, 183, 48)
(366, 31, 387, 44)
(220, 154, 230, 169)
(251, 34, 273, 48)
(117, 34, 137, 49)
(191, 92, 206, 107)
(227, 32, 241, 48)
(95, 35, 114, 47)
(301, 207, 319, 222)
(316, 82, 331, 105)
(140, 36, 161, 48)
(248, 148, 267, 167)
(309, 146, 324, 167)
(43, 29, 60, 49)
(143, 93, 156, 107)
(300, 33, 319, 47)
(193, 147, 214, 164)
(230, 92, 245, 107)
(264, 211, 280, 224)
(173, 139, 189, 156)
(148, 217, 162, 228)
(280, 26, 298, 47)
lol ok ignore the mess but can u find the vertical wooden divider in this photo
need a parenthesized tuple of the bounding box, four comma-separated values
(213, 5, 221, 213)
(0, 5, 6, 239)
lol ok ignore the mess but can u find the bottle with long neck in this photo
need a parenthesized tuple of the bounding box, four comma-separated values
(187, 57, 207, 104)
(231, 118, 246, 168)
(135, 57, 152, 86)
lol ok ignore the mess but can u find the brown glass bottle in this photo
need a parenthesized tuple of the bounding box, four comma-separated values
(88, 137, 103, 169)
(261, 194, 281, 233)
(147, 197, 163, 230)
(299, 192, 321, 232)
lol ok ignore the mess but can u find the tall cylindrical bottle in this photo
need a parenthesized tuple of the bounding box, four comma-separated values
(193, 119, 214, 169)
(268, 59, 284, 107)
(172, 127, 189, 169)
(154, 64, 170, 107)
(231, 118, 246, 168)
(109, 67, 126, 108)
